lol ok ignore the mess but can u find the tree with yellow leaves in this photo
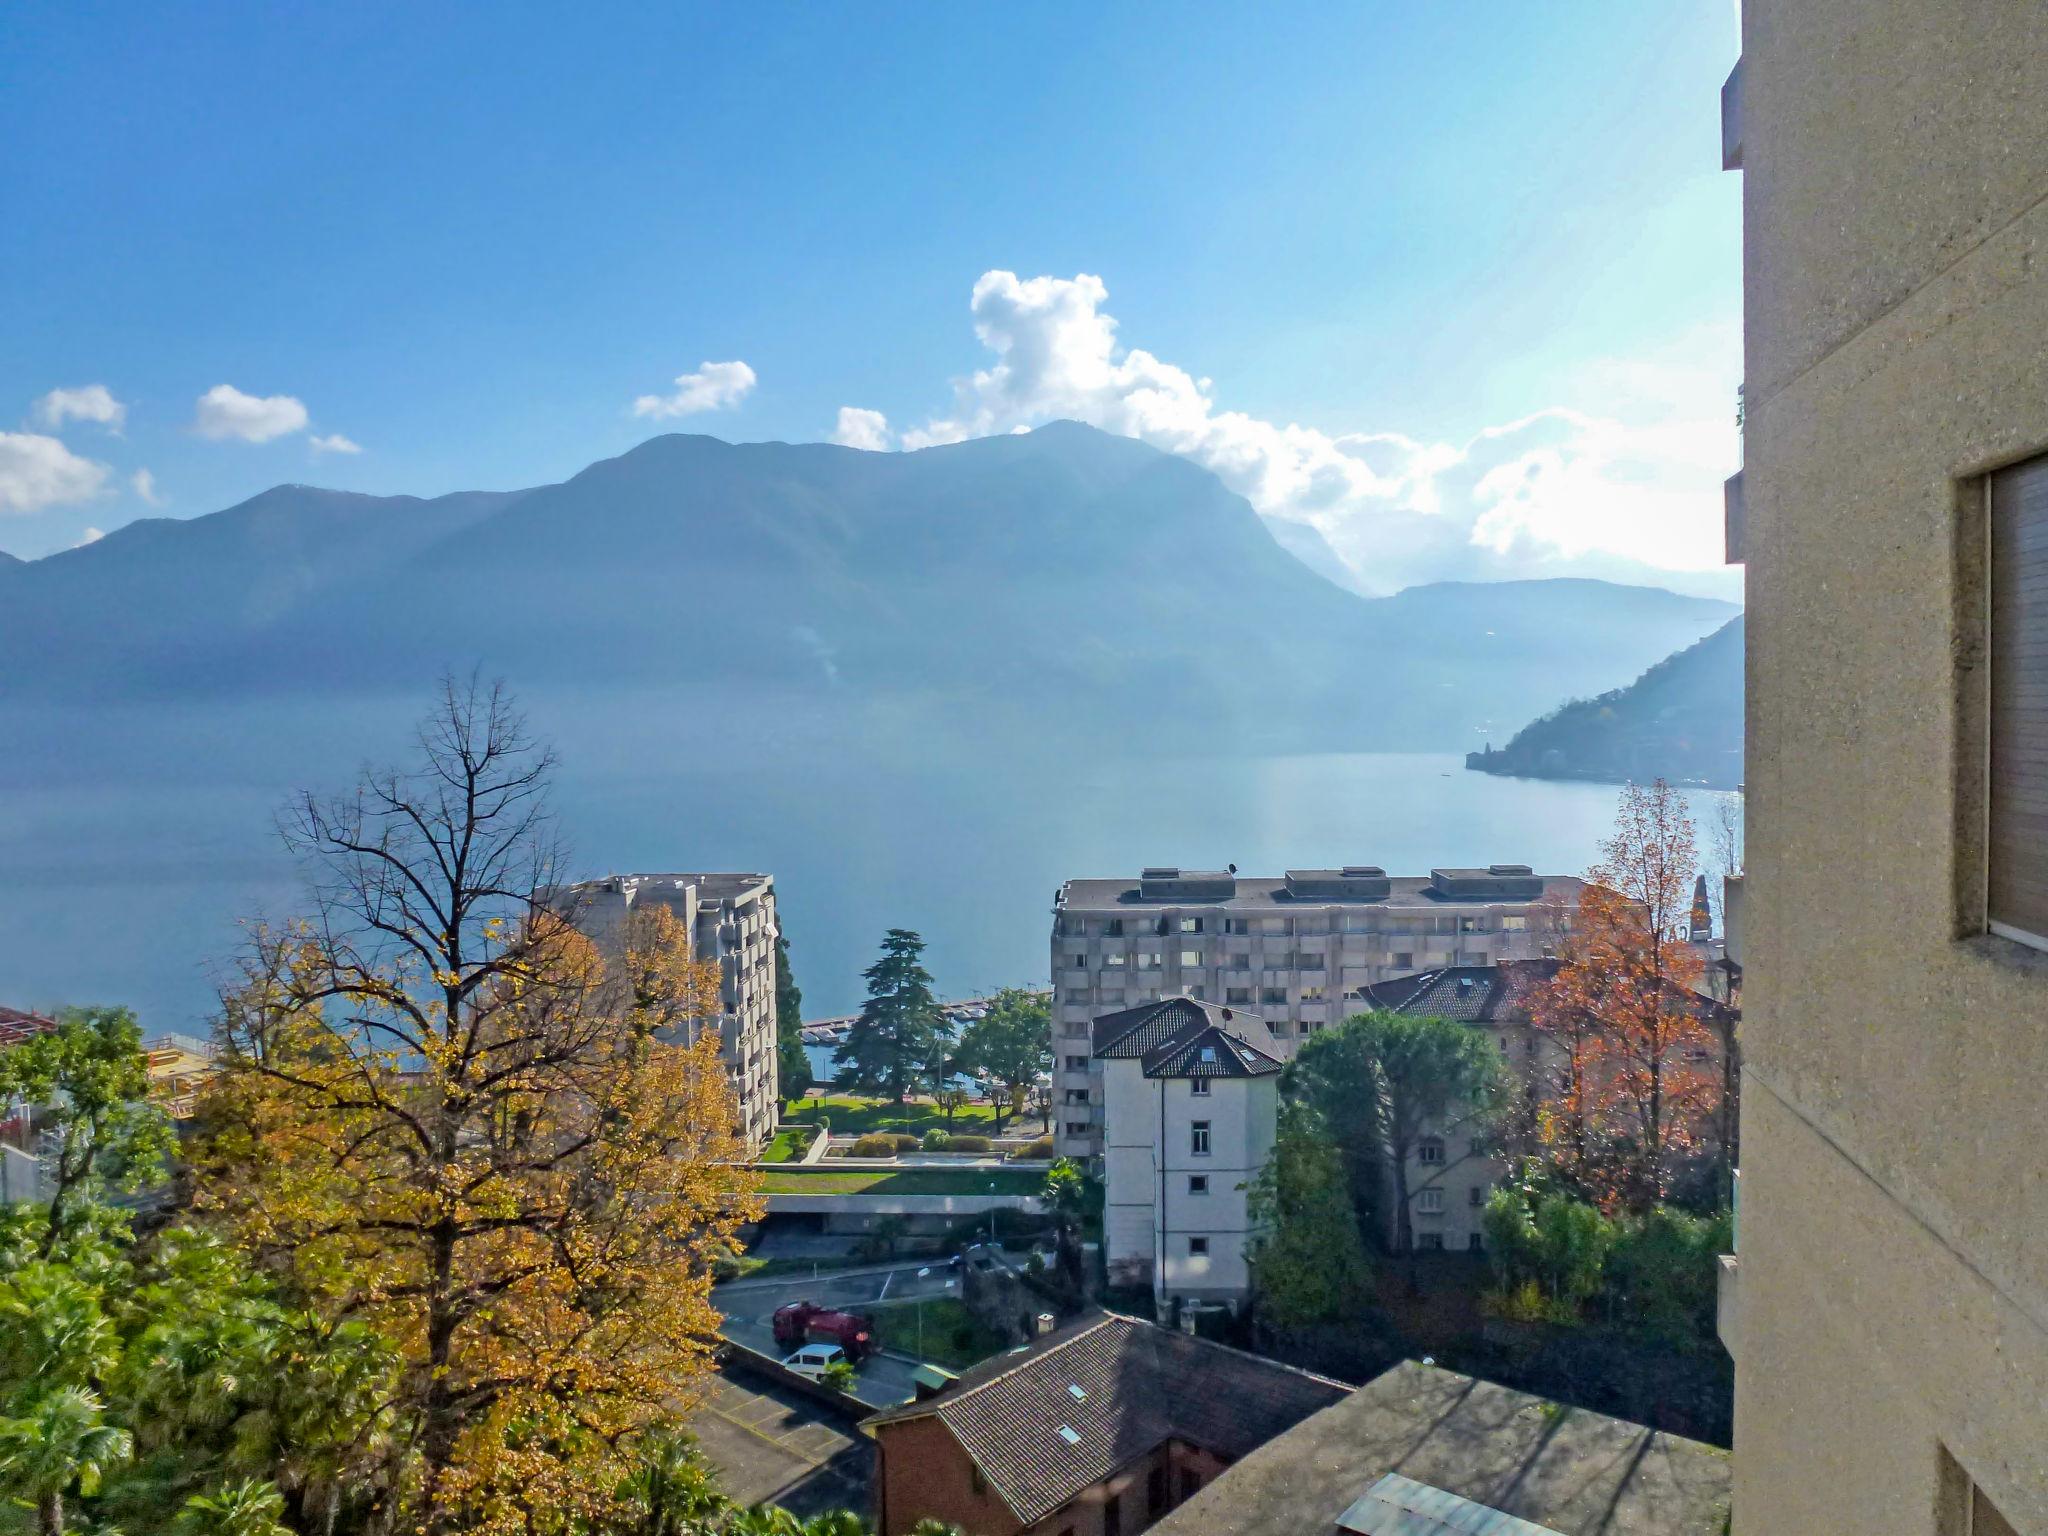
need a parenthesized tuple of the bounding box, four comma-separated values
(1531, 779, 1727, 1213)
(195, 678, 760, 1536)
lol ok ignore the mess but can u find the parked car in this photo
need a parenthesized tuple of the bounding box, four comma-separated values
(781, 1342, 848, 1380)
(772, 1300, 874, 1363)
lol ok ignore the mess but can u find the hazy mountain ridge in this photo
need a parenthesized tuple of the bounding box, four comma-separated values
(1466, 615, 1743, 787)
(1, 423, 1736, 752)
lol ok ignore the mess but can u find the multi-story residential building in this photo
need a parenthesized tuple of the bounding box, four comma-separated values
(546, 873, 780, 1149)
(1726, 6, 2048, 1531)
(1094, 997, 1282, 1310)
(1050, 866, 1583, 1160)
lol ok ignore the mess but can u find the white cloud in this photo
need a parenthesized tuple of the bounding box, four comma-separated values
(33, 384, 126, 433)
(77, 526, 105, 546)
(130, 468, 164, 506)
(893, 271, 1740, 592)
(0, 432, 111, 515)
(309, 433, 362, 455)
(831, 406, 893, 451)
(632, 360, 756, 420)
(193, 383, 310, 443)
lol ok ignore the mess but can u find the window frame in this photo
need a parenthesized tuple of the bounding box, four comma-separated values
(1190, 1120, 1211, 1156)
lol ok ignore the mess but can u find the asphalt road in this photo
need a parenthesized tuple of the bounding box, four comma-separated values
(712, 1259, 975, 1409)
(690, 1364, 873, 1517)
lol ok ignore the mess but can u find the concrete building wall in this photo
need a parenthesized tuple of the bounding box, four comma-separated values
(1050, 877, 1576, 1160)
(1734, 4, 2048, 1530)
(548, 873, 781, 1150)
(1101, 1054, 1275, 1307)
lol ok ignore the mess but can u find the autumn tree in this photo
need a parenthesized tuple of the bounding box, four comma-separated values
(951, 988, 1050, 1131)
(1534, 779, 1724, 1211)
(832, 930, 946, 1104)
(1288, 1011, 1503, 1259)
(195, 679, 760, 1536)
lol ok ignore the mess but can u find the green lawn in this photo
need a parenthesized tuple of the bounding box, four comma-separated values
(755, 1168, 1044, 1197)
(867, 1296, 1009, 1370)
(759, 1129, 810, 1164)
(782, 1095, 1010, 1136)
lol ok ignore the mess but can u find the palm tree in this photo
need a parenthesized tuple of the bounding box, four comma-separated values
(172, 1478, 293, 1536)
(622, 1430, 729, 1536)
(0, 1385, 134, 1536)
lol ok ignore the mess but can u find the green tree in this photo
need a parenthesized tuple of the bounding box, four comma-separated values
(1244, 1104, 1372, 1327)
(1481, 1183, 1616, 1318)
(773, 925, 814, 1107)
(0, 1384, 132, 1536)
(171, 1477, 294, 1536)
(1042, 1158, 1087, 1289)
(0, 1007, 177, 1253)
(833, 931, 946, 1104)
(952, 989, 1051, 1131)
(1288, 1011, 1505, 1259)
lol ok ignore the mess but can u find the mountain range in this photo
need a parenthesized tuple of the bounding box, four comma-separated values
(1465, 615, 1744, 787)
(2, 422, 1734, 752)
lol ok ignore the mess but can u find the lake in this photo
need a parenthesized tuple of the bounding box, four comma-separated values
(0, 689, 1738, 1033)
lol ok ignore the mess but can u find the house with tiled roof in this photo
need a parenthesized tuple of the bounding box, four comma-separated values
(866, 1311, 1348, 1536)
(1094, 997, 1282, 1310)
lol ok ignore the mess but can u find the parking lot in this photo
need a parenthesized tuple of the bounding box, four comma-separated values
(689, 1363, 873, 1518)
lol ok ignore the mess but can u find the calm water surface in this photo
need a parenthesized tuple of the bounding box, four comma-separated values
(0, 691, 1737, 1031)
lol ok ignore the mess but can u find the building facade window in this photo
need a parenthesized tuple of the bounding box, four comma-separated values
(1065, 1120, 1090, 1137)
(1065, 1055, 1089, 1071)
(1188, 1174, 1209, 1195)
(1189, 1077, 1210, 1096)
(1226, 987, 1252, 1004)
(1190, 1121, 1211, 1155)
(1179, 949, 1202, 967)
(1188, 1236, 1209, 1256)
(1415, 1233, 1445, 1251)
(1260, 986, 1287, 1004)
(1180, 917, 1203, 934)
(1989, 454, 2048, 950)
(1417, 1136, 1445, 1165)
(1393, 951, 1414, 969)
(1065, 1088, 1089, 1105)
(1416, 1188, 1445, 1214)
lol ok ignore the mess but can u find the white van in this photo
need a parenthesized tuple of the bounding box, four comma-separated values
(782, 1342, 848, 1380)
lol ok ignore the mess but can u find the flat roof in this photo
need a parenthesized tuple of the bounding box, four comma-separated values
(1059, 875, 1584, 910)
(1146, 1361, 1729, 1536)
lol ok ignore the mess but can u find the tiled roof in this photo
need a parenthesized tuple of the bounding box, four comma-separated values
(1356, 961, 1560, 1023)
(0, 1008, 57, 1048)
(867, 1314, 1348, 1526)
(1145, 1023, 1281, 1080)
(1356, 960, 1734, 1026)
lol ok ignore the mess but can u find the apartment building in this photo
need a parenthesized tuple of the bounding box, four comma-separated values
(1727, 6, 2048, 1532)
(1095, 997, 1282, 1310)
(546, 873, 781, 1149)
(1049, 866, 1582, 1160)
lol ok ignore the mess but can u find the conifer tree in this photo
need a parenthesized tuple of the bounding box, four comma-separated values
(832, 930, 945, 1104)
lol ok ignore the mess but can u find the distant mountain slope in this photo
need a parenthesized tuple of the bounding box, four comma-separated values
(1466, 615, 1743, 787)
(0, 423, 1735, 752)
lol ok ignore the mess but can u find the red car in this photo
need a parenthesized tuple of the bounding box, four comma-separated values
(772, 1301, 874, 1364)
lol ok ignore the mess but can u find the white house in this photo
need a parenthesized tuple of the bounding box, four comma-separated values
(1097, 997, 1282, 1314)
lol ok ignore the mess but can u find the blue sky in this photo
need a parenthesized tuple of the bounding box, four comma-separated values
(2, 2, 1742, 593)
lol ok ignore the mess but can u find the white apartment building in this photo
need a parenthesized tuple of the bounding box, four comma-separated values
(546, 872, 781, 1149)
(1097, 997, 1282, 1312)
(1050, 866, 1584, 1160)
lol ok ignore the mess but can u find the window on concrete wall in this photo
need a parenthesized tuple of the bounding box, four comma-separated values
(1418, 1136, 1444, 1165)
(1988, 454, 2048, 951)
(1188, 1235, 1209, 1255)
(1188, 1174, 1208, 1195)
(1190, 1121, 1211, 1155)
(1416, 1188, 1445, 1213)
(1189, 1077, 1210, 1096)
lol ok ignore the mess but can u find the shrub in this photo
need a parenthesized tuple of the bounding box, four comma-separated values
(850, 1134, 900, 1159)
(890, 1134, 921, 1154)
(821, 1358, 858, 1394)
(1012, 1136, 1054, 1160)
(948, 1134, 992, 1153)
(922, 1130, 952, 1151)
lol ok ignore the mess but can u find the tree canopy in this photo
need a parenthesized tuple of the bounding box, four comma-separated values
(831, 930, 947, 1104)
(773, 923, 814, 1106)
(950, 988, 1050, 1130)
(1245, 1104, 1372, 1327)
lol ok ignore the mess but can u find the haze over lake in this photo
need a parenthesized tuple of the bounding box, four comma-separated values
(0, 690, 1736, 1032)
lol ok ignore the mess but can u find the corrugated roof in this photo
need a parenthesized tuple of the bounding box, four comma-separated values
(866, 1314, 1348, 1525)
(1337, 1473, 1566, 1536)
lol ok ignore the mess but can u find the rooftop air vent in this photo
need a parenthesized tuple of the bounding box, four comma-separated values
(1139, 868, 1237, 901)
(1284, 867, 1392, 900)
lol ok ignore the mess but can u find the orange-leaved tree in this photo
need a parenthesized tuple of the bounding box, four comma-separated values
(195, 679, 760, 1536)
(1534, 779, 1723, 1212)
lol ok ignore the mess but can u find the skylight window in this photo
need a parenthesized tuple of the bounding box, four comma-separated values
(1068, 1384, 1087, 1400)
(1057, 1425, 1080, 1445)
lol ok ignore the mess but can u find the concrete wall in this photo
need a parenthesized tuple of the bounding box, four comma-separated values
(1102, 1057, 1275, 1305)
(1735, 3, 2048, 1530)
